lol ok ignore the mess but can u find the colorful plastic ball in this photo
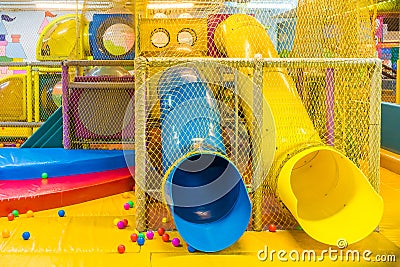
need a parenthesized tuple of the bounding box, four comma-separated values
(162, 233, 170, 242)
(130, 233, 138, 242)
(187, 245, 196, 253)
(268, 224, 277, 232)
(157, 227, 165, 236)
(138, 232, 145, 239)
(22, 231, 30, 240)
(113, 218, 121, 226)
(137, 237, 145, 246)
(12, 210, 19, 217)
(0, 143, 4, 148)
(128, 200, 134, 208)
(123, 203, 130, 210)
(41, 172, 48, 179)
(162, 217, 167, 223)
(26, 210, 34, 218)
(123, 219, 129, 227)
(146, 230, 154, 240)
(58, 210, 65, 217)
(122, 192, 130, 198)
(117, 244, 125, 254)
(171, 238, 181, 247)
(16, 143, 20, 148)
(2, 229, 10, 238)
(117, 221, 125, 229)
(7, 213, 14, 221)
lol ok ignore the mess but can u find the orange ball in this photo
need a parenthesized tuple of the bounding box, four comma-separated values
(268, 224, 277, 232)
(26, 210, 34, 218)
(2, 229, 10, 238)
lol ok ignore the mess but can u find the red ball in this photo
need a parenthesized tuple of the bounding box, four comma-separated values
(7, 213, 14, 221)
(157, 227, 165, 236)
(130, 233, 138, 242)
(123, 219, 129, 227)
(117, 244, 125, 254)
(162, 233, 170, 242)
(268, 224, 277, 232)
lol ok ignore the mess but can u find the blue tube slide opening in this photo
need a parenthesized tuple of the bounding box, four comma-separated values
(158, 66, 252, 252)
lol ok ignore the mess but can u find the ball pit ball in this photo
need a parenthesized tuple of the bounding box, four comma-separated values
(123, 203, 130, 210)
(26, 210, 34, 218)
(7, 213, 14, 221)
(187, 245, 196, 253)
(0, 143, 4, 148)
(128, 200, 134, 208)
(268, 224, 277, 232)
(2, 229, 10, 238)
(162, 233, 170, 242)
(146, 230, 154, 240)
(117, 244, 125, 254)
(162, 217, 167, 223)
(157, 227, 165, 236)
(22, 231, 30, 240)
(16, 143, 20, 148)
(123, 219, 129, 227)
(122, 192, 130, 198)
(130, 233, 138, 242)
(137, 237, 145, 246)
(117, 221, 125, 229)
(113, 218, 121, 226)
(58, 210, 65, 217)
(41, 172, 48, 179)
(171, 238, 181, 247)
(12, 210, 19, 217)
(138, 232, 145, 239)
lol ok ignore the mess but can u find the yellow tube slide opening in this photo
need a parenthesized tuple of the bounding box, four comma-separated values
(279, 146, 383, 245)
(215, 14, 383, 245)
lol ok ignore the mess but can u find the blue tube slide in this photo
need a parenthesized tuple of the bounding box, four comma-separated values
(158, 66, 252, 252)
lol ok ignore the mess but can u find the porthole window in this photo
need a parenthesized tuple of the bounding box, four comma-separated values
(177, 28, 197, 46)
(151, 28, 170, 48)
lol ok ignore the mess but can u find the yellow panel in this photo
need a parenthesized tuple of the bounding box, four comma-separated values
(139, 18, 208, 56)
(0, 74, 27, 121)
(0, 127, 32, 138)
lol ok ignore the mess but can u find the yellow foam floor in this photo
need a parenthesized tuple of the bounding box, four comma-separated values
(0, 168, 399, 267)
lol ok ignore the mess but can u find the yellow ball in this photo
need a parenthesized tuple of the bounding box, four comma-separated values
(162, 217, 167, 223)
(113, 218, 121, 226)
(122, 192, 130, 199)
(26, 210, 34, 218)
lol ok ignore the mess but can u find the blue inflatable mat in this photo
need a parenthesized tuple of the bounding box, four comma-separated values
(0, 148, 135, 180)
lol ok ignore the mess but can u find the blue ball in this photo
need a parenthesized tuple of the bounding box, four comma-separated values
(187, 245, 196, 253)
(58, 210, 65, 217)
(137, 236, 145, 246)
(22, 231, 30, 240)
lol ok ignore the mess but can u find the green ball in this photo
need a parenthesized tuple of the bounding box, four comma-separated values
(41, 172, 48, 179)
(128, 200, 134, 208)
(12, 209, 19, 217)
(138, 232, 145, 239)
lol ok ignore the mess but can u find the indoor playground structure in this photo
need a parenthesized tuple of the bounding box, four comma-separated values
(0, 0, 399, 265)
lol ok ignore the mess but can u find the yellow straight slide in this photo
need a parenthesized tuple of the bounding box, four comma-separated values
(214, 14, 383, 246)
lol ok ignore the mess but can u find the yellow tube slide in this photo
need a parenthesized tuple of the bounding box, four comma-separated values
(214, 14, 383, 246)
